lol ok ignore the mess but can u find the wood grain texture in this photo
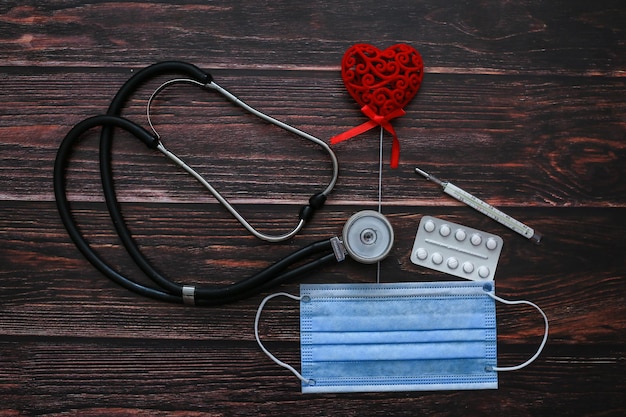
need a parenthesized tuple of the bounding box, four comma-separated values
(2, 70, 624, 206)
(1, 0, 625, 416)
(1, 1, 624, 74)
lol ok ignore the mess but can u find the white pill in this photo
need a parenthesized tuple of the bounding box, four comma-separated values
(462, 261, 474, 274)
(432, 252, 443, 265)
(447, 257, 459, 269)
(412, 216, 503, 282)
(478, 266, 490, 278)
(486, 238, 498, 250)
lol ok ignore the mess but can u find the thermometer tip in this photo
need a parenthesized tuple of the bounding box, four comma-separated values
(415, 167, 444, 186)
(414, 167, 429, 177)
(530, 232, 542, 245)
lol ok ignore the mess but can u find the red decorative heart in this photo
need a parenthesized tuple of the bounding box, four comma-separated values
(331, 43, 424, 168)
(341, 43, 424, 116)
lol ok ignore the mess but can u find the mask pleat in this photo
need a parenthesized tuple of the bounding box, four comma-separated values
(299, 282, 498, 393)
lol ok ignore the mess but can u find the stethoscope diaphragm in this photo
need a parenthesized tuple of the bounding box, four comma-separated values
(342, 210, 394, 264)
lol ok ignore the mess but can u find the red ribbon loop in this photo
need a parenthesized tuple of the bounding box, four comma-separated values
(330, 105, 405, 168)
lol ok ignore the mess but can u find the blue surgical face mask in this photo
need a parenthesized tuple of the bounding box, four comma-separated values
(255, 281, 548, 394)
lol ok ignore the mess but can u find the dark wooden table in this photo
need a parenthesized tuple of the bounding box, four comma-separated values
(1, 1, 625, 416)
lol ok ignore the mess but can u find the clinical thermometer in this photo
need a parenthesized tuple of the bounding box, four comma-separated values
(415, 167, 542, 244)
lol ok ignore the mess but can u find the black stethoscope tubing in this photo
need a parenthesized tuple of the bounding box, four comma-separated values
(54, 62, 339, 306)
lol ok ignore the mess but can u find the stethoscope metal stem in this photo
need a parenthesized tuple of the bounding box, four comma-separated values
(156, 142, 304, 242)
(146, 78, 340, 242)
(206, 81, 339, 197)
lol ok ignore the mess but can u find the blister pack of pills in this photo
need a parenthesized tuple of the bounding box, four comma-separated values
(410, 216, 503, 281)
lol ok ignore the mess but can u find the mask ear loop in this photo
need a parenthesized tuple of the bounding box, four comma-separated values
(254, 292, 314, 385)
(485, 291, 549, 372)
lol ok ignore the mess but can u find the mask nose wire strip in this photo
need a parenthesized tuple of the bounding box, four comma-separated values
(485, 292, 549, 372)
(145, 77, 339, 243)
(254, 292, 313, 385)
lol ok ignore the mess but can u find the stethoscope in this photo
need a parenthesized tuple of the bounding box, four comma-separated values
(54, 61, 395, 306)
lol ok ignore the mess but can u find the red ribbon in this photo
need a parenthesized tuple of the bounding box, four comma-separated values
(330, 105, 406, 168)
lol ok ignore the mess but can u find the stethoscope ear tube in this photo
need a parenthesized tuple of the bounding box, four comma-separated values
(107, 61, 212, 115)
(54, 115, 182, 303)
(104, 61, 338, 243)
(54, 61, 348, 306)
(99, 62, 217, 289)
(54, 114, 342, 305)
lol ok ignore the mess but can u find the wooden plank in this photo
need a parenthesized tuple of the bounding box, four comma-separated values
(1, 0, 625, 415)
(1, 202, 624, 344)
(1, 70, 625, 206)
(0, 338, 624, 416)
(0, 1, 624, 74)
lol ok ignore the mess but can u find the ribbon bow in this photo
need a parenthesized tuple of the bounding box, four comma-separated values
(330, 105, 406, 168)
(329, 43, 424, 169)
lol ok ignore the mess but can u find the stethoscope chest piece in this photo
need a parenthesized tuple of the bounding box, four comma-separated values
(342, 210, 394, 264)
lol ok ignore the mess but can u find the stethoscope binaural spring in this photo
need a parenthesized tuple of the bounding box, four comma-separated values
(54, 61, 394, 306)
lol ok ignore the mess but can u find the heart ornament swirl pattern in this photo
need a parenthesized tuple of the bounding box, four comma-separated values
(331, 43, 424, 167)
